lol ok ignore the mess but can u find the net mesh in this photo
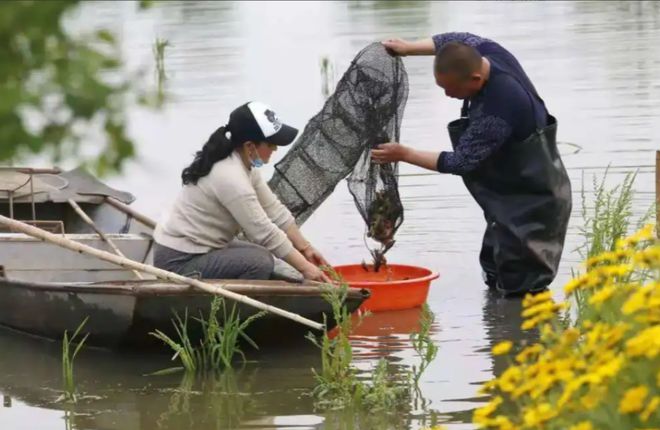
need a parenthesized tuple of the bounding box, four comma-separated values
(269, 43, 409, 265)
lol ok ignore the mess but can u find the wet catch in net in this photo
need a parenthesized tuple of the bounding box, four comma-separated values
(270, 42, 408, 271)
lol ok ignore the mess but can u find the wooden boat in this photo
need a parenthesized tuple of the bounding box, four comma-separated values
(0, 167, 369, 349)
(0, 278, 367, 349)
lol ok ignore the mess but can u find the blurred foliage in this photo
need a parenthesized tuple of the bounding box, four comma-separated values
(0, 0, 161, 175)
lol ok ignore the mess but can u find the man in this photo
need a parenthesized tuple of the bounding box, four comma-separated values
(372, 32, 572, 297)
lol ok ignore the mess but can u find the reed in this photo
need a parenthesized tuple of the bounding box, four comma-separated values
(319, 55, 334, 99)
(307, 271, 413, 412)
(151, 297, 265, 373)
(153, 37, 170, 105)
(410, 304, 438, 384)
(575, 168, 655, 315)
(60, 317, 89, 403)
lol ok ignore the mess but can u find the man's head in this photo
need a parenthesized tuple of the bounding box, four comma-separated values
(434, 42, 487, 100)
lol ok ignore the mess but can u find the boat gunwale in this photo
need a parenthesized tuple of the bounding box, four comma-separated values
(0, 278, 371, 300)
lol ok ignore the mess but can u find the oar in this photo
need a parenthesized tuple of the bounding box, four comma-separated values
(104, 196, 157, 230)
(0, 215, 324, 331)
(67, 198, 144, 280)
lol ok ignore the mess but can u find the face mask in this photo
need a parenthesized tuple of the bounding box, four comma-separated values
(250, 153, 264, 168)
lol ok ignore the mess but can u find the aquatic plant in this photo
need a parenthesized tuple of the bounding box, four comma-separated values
(319, 55, 334, 99)
(150, 297, 265, 373)
(60, 317, 89, 403)
(308, 273, 439, 413)
(306, 281, 362, 409)
(153, 37, 170, 105)
(410, 303, 438, 384)
(156, 368, 257, 429)
(575, 169, 655, 318)
(474, 226, 660, 429)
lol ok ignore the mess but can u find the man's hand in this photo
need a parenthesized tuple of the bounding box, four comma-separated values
(382, 38, 435, 56)
(382, 39, 411, 56)
(373, 142, 442, 172)
(371, 142, 410, 164)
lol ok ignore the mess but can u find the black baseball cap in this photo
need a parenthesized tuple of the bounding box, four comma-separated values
(227, 101, 298, 146)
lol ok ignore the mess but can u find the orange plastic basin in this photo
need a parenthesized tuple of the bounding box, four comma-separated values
(332, 264, 439, 312)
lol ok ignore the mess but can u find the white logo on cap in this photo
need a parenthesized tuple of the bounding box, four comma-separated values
(264, 109, 282, 132)
(248, 101, 283, 138)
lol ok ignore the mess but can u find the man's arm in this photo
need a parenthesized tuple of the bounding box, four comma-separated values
(371, 144, 439, 171)
(371, 114, 512, 176)
(383, 32, 490, 56)
(436, 116, 512, 175)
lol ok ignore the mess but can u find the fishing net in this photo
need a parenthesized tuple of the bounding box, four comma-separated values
(269, 42, 408, 267)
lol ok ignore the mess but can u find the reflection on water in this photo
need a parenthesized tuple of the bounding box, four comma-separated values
(2, 1, 659, 429)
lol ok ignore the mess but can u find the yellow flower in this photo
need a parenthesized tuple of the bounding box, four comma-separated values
(491, 415, 515, 430)
(619, 385, 649, 414)
(473, 396, 502, 424)
(565, 276, 588, 295)
(522, 300, 557, 318)
(580, 385, 606, 410)
(626, 326, 660, 358)
(516, 344, 543, 364)
(558, 375, 589, 408)
(641, 396, 660, 422)
(569, 422, 593, 430)
(523, 403, 557, 427)
(623, 286, 651, 315)
(634, 246, 660, 268)
(492, 341, 513, 356)
(592, 354, 625, 381)
(523, 290, 553, 307)
(588, 284, 616, 307)
(498, 367, 522, 393)
(479, 379, 498, 394)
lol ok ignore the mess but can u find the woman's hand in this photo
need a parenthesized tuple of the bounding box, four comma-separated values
(301, 263, 333, 284)
(300, 244, 329, 266)
(371, 142, 410, 164)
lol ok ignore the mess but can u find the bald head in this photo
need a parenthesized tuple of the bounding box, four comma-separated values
(433, 42, 487, 99)
(434, 41, 483, 79)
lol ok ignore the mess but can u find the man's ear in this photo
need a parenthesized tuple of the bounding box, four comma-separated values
(470, 72, 482, 83)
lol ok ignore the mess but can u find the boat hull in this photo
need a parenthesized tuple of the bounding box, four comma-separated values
(0, 279, 369, 350)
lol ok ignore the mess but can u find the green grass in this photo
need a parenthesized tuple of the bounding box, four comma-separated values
(150, 297, 265, 374)
(60, 317, 89, 403)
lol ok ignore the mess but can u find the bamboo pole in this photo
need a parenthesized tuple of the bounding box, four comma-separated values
(67, 198, 144, 280)
(0, 215, 324, 331)
(104, 196, 157, 230)
(656, 151, 659, 238)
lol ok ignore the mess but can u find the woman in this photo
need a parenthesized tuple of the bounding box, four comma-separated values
(154, 101, 331, 283)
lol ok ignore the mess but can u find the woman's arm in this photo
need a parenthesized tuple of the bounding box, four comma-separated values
(284, 223, 329, 266)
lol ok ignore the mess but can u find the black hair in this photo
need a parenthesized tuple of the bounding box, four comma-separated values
(434, 41, 483, 79)
(181, 126, 237, 185)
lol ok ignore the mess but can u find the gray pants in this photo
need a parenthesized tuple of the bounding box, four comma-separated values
(153, 240, 275, 280)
